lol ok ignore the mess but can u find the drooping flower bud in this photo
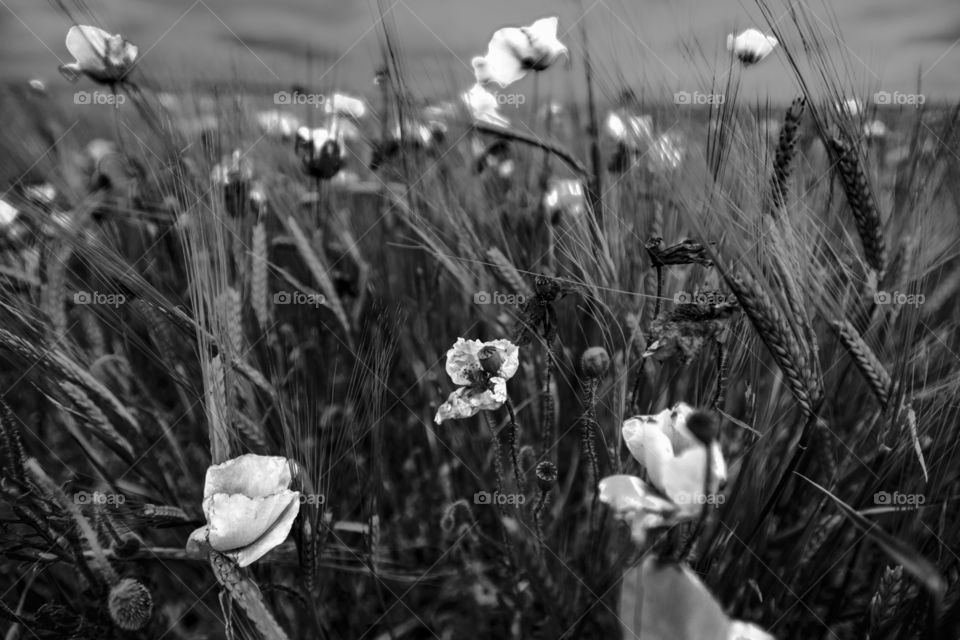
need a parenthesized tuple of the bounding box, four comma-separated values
(108, 578, 153, 631)
(580, 346, 611, 379)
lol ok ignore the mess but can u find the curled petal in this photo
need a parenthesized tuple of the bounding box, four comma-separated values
(622, 415, 674, 492)
(204, 490, 300, 556)
(445, 338, 485, 385)
(202, 454, 293, 501)
(599, 475, 678, 546)
(434, 378, 507, 424)
(229, 493, 301, 567)
(728, 621, 776, 640)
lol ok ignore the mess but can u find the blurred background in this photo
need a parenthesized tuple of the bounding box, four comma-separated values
(2, 0, 959, 101)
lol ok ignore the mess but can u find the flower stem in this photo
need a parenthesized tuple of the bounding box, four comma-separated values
(504, 398, 522, 493)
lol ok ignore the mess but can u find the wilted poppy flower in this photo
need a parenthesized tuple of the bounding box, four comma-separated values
(435, 338, 519, 424)
(543, 178, 586, 219)
(60, 25, 138, 84)
(472, 17, 569, 88)
(462, 83, 509, 127)
(256, 110, 301, 140)
(726, 28, 778, 65)
(186, 454, 300, 567)
(621, 403, 726, 516)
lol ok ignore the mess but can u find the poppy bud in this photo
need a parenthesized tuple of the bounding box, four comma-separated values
(580, 346, 610, 379)
(108, 578, 153, 631)
(686, 410, 718, 445)
(478, 345, 504, 375)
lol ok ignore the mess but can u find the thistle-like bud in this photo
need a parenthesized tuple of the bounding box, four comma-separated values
(536, 461, 558, 492)
(108, 578, 153, 631)
(478, 346, 503, 375)
(580, 346, 611, 379)
(686, 410, 719, 445)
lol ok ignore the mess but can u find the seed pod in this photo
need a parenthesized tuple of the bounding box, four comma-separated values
(536, 461, 558, 492)
(580, 346, 611, 379)
(108, 578, 153, 631)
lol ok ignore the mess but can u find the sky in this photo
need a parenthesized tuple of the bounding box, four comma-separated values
(1, 0, 959, 102)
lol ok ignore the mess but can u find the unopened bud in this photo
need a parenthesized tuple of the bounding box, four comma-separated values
(580, 346, 611, 378)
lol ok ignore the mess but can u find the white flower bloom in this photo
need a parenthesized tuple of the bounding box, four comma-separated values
(472, 17, 568, 88)
(256, 110, 301, 139)
(605, 111, 654, 149)
(863, 119, 888, 139)
(621, 402, 726, 517)
(836, 97, 864, 117)
(598, 474, 679, 546)
(60, 25, 138, 84)
(543, 178, 586, 218)
(435, 338, 519, 424)
(324, 93, 367, 119)
(728, 620, 777, 640)
(462, 83, 509, 126)
(187, 454, 300, 567)
(0, 200, 19, 228)
(726, 28, 778, 65)
(211, 150, 253, 187)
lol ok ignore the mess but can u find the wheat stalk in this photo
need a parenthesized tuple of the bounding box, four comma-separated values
(829, 135, 887, 276)
(486, 247, 534, 299)
(770, 97, 806, 213)
(251, 221, 270, 330)
(831, 319, 892, 408)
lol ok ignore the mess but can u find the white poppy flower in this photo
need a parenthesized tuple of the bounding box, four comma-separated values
(211, 150, 253, 187)
(598, 474, 679, 546)
(295, 126, 344, 180)
(324, 93, 367, 119)
(60, 25, 138, 84)
(728, 621, 776, 640)
(187, 454, 300, 567)
(462, 83, 509, 127)
(0, 200, 19, 228)
(472, 17, 568, 88)
(543, 178, 586, 218)
(435, 338, 519, 424)
(256, 110, 301, 139)
(863, 119, 888, 139)
(836, 97, 864, 117)
(622, 403, 726, 517)
(605, 111, 654, 149)
(726, 28, 778, 65)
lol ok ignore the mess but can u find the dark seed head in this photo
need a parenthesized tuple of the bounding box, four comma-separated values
(478, 346, 503, 375)
(536, 461, 558, 492)
(108, 578, 153, 631)
(686, 410, 719, 445)
(580, 346, 611, 379)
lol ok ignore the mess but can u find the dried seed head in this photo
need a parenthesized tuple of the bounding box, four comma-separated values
(108, 578, 153, 631)
(686, 410, 718, 445)
(536, 461, 558, 491)
(580, 346, 611, 379)
(478, 346, 503, 375)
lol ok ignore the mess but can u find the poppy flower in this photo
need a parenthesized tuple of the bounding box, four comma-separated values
(60, 25, 138, 84)
(726, 28, 778, 65)
(186, 454, 300, 567)
(295, 127, 343, 180)
(472, 17, 568, 88)
(324, 93, 367, 119)
(435, 338, 519, 424)
(543, 178, 586, 220)
(621, 403, 726, 516)
(462, 83, 509, 127)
